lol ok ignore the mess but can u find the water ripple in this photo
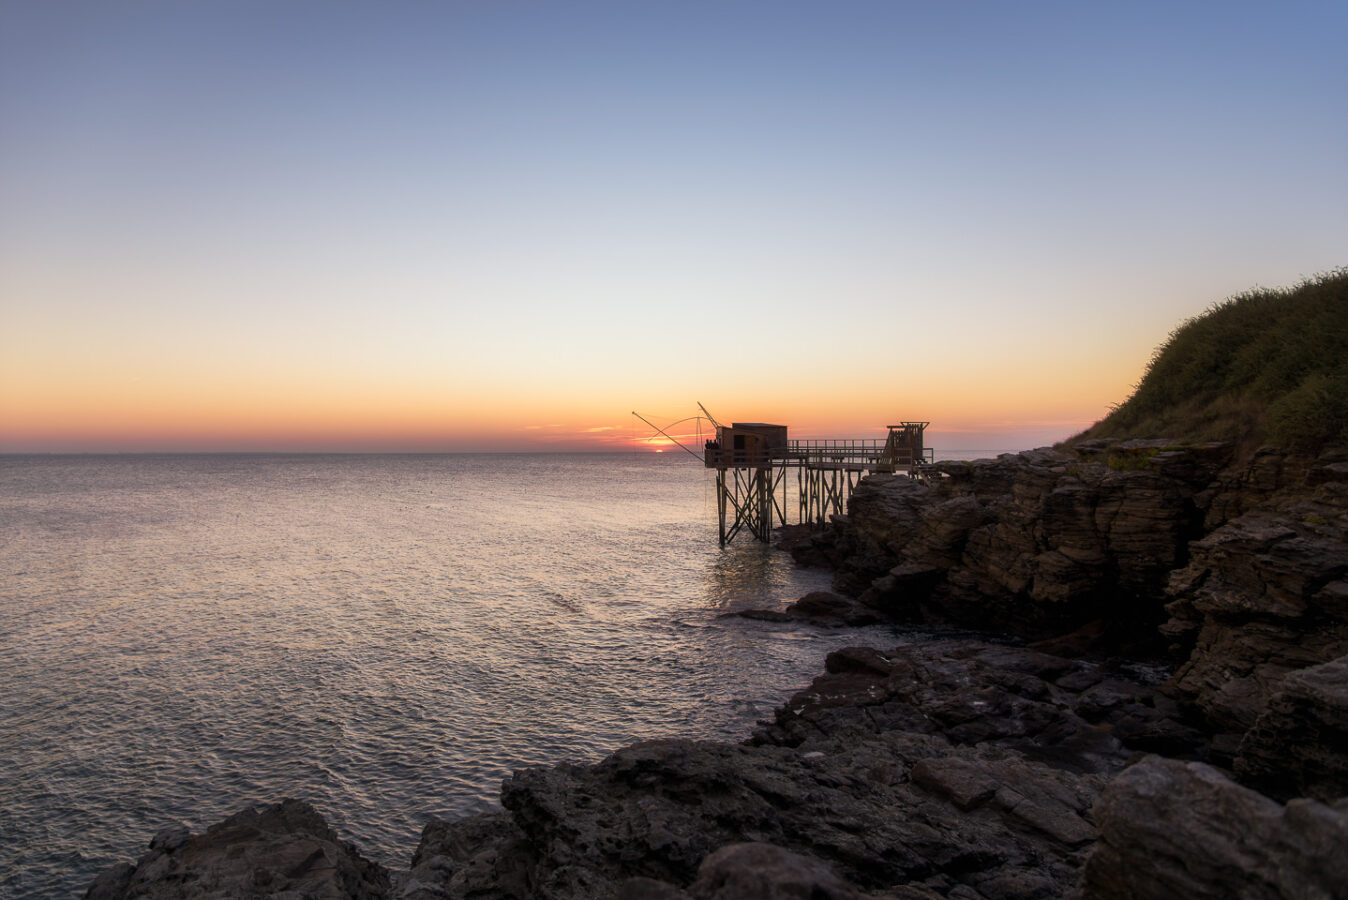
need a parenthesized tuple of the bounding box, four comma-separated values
(0, 454, 905, 898)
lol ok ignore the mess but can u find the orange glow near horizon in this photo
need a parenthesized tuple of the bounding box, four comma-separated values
(0, 395, 1119, 454)
(0, 337, 1141, 454)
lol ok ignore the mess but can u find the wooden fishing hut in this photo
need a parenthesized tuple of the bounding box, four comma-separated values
(703, 420, 932, 546)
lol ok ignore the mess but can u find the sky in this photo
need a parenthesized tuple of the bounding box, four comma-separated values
(2, 1, 1345, 454)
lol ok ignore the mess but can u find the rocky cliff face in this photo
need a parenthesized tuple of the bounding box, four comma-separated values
(800, 442, 1231, 645)
(1161, 464, 1348, 747)
(798, 441, 1348, 744)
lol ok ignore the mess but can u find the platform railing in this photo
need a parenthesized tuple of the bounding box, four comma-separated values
(780, 441, 934, 466)
(703, 440, 934, 469)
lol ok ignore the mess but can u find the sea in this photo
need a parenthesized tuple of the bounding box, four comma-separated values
(0, 451, 1002, 898)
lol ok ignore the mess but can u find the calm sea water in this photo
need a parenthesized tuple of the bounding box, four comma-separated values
(0, 452, 926, 898)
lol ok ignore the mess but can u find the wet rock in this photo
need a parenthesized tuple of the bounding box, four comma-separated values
(721, 607, 794, 623)
(85, 799, 390, 899)
(785, 591, 885, 626)
(1083, 755, 1348, 899)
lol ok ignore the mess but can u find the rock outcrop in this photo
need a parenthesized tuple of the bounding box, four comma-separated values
(797, 442, 1230, 648)
(721, 590, 885, 627)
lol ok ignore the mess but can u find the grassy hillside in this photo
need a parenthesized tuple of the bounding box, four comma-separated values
(1077, 269, 1348, 452)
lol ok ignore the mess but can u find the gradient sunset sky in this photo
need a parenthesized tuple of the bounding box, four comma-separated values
(2, 1, 1345, 453)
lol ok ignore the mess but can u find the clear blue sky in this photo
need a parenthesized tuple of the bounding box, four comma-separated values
(2, 1, 1345, 452)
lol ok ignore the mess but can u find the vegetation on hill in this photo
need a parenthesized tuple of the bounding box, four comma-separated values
(1077, 269, 1348, 452)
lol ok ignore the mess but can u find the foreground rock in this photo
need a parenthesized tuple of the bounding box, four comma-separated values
(399, 639, 1189, 899)
(85, 799, 390, 899)
(86, 636, 1346, 899)
(1083, 755, 1348, 899)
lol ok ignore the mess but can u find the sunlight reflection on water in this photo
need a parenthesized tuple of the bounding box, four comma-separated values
(0, 453, 909, 897)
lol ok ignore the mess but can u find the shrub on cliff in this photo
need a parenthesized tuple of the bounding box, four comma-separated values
(1081, 269, 1348, 452)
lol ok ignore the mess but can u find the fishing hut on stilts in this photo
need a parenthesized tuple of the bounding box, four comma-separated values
(702, 422, 790, 546)
(635, 408, 932, 546)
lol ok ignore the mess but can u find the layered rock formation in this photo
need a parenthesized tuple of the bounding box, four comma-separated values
(796, 442, 1232, 645)
(1161, 462, 1348, 747)
(796, 442, 1348, 743)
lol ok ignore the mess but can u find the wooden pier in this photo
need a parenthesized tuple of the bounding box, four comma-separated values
(703, 421, 932, 546)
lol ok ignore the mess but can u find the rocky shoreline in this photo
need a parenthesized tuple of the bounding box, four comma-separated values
(86, 440, 1348, 898)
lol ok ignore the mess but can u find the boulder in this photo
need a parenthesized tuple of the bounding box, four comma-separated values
(398, 810, 533, 900)
(720, 592, 884, 627)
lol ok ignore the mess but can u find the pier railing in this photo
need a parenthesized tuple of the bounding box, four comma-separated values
(702, 440, 934, 470)
(779, 440, 934, 469)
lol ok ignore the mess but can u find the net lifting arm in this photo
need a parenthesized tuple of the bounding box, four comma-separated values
(631, 411, 706, 462)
